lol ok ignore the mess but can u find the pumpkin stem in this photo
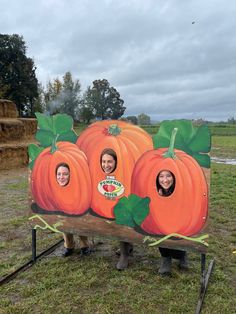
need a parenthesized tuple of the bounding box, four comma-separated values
(163, 128, 178, 159)
(50, 134, 59, 153)
(108, 124, 121, 136)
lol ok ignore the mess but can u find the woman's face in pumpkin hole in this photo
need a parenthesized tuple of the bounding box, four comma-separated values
(56, 166, 70, 187)
(158, 170, 174, 190)
(101, 154, 116, 174)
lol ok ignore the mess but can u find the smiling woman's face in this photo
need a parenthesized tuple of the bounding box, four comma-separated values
(101, 154, 116, 174)
(56, 166, 70, 186)
(158, 170, 174, 190)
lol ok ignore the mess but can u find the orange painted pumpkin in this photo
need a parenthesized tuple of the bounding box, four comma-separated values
(31, 142, 91, 215)
(76, 120, 153, 218)
(131, 147, 208, 236)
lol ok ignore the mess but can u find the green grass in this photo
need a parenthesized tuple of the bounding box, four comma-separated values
(141, 123, 236, 137)
(0, 126, 236, 313)
(7, 180, 28, 191)
(209, 124, 236, 136)
(211, 136, 236, 158)
(140, 125, 159, 135)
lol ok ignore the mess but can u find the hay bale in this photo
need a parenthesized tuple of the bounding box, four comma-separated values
(0, 99, 37, 170)
(0, 99, 18, 118)
(0, 119, 25, 142)
(19, 118, 37, 138)
(0, 118, 37, 143)
(0, 144, 29, 170)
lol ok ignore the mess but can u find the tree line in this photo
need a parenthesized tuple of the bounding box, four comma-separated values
(0, 34, 126, 122)
(0, 34, 38, 115)
(36, 75, 150, 124)
(37, 76, 126, 123)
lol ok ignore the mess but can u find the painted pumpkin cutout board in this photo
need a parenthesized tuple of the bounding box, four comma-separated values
(28, 114, 211, 253)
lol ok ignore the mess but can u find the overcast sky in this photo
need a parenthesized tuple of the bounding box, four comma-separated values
(1, 0, 236, 121)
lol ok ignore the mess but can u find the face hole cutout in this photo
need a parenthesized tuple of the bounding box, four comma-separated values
(100, 148, 117, 174)
(156, 170, 175, 197)
(56, 163, 70, 187)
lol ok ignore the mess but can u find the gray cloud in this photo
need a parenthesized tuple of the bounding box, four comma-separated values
(1, 0, 236, 121)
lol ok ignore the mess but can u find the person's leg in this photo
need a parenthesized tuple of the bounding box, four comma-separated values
(174, 250, 188, 269)
(158, 247, 172, 275)
(167, 248, 185, 259)
(159, 248, 188, 272)
(62, 233, 75, 257)
(79, 236, 91, 255)
(115, 243, 133, 256)
(116, 242, 133, 270)
(166, 248, 188, 269)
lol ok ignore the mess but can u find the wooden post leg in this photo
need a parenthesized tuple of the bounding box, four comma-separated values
(196, 254, 215, 314)
(32, 228, 37, 262)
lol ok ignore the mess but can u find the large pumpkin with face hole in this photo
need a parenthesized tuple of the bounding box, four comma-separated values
(31, 142, 91, 215)
(131, 148, 208, 236)
(76, 120, 153, 218)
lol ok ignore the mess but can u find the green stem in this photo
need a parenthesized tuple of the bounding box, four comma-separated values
(108, 124, 121, 136)
(163, 127, 178, 159)
(50, 134, 59, 153)
(143, 233, 209, 247)
(29, 214, 63, 234)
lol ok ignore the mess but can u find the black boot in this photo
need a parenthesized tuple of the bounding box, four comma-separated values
(81, 247, 91, 256)
(158, 256, 172, 275)
(62, 248, 74, 257)
(179, 252, 189, 270)
(116, 242, 132, 270)
(115, 243, 133, 256)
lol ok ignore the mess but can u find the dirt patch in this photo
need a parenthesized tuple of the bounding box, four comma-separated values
(0, 167, 31, 277)
(0, 167, 29, 222)
(0, 167, 28, 186)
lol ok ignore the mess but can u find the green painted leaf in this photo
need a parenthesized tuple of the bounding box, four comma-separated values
(34, 113, 78, 146)
(153, 122, 192, 156)
(153, 120, 193, 146)
(36, 129, 54, 148)
(35, 112, 53, 131)
(192, 152, 211, 168)
(28, 144, 44, 160)
(29, 160, 35, 170)
(131, 195, 150, 226)
(188, 124, 211, 153)
(113, 197, 135, 227)
(153, 119, 211, 168)
(114, 194, 150, 227)
(52, 114, 73, 134)
(57, 130, 78, 143)
(28, 144, 44, 170)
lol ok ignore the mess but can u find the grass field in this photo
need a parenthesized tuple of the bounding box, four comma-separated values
(0, 124, 235, 313)
(139, 123, 236, 136)
(74, 122, 236, 137)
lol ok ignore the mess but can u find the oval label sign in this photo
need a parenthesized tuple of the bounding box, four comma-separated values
(98, 178, 125, 198)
